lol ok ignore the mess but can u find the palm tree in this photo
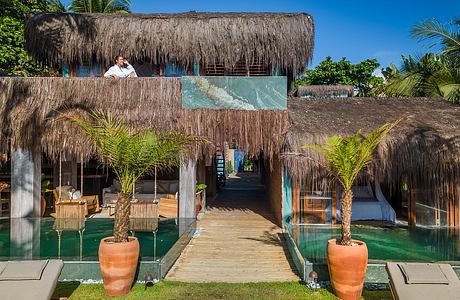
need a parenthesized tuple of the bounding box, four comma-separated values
(411, 18, 460, 58)
(304, 121, 399, 246)
(69, 0, 131, 13)
(48, 0, 68, 12)
(384, 18, 460, 103)
(70, 111, 191, 242)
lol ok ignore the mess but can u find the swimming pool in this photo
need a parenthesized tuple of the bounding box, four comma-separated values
(289, 224, 460, 264)
(0, 217, 196, 282)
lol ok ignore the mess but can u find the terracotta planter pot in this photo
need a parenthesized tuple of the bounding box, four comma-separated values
(99, 236, 139, 296)
(326, 239, 368, 300)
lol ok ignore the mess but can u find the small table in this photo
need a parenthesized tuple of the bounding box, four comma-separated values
(107, 203, 116, 216)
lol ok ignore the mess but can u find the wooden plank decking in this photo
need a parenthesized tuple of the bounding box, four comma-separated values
(166, 174, 299, 282)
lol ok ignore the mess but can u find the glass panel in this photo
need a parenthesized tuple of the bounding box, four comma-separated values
(289, 224, 460, 263)
(415, 188, 448, 227)
(300, 188, 332, 224)
(181, 76, 287, 110)
(164, 63, 187, 77)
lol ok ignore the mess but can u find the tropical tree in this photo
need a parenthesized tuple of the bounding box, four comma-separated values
(303, 120, 399, 246)
(294, 57, 385, 97)
(0, 0, 59, 76)
(70, 111, 192, 242)
(47, 0, 131, 13)
(411, 18, 460, 58)
(384, 17, 460, 103)
(69, 0, 131, 13)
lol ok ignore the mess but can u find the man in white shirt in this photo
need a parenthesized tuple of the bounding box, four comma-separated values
(104, 56, 137, 78)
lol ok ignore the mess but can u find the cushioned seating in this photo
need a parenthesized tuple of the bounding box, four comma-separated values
(103, 179, 179, 207)
(0, 259, 63, 300)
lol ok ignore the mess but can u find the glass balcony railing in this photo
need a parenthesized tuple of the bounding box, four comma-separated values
(182, 76, 287, 110)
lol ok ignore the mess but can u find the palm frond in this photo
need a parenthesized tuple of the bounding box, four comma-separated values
(411, 18, 460, 57)
(48, 0, 68, 12)
(69, 0, 131, 13)
(68, 110, 191, 193)
(303, 120, 400, 190)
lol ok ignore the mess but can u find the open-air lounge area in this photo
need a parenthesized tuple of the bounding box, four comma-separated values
(0, 2, 459, 300)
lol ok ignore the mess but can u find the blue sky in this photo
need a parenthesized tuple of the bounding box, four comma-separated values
(63, 0, 459, 70)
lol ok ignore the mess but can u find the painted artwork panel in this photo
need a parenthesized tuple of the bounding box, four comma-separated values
(182, 76, 287, 110)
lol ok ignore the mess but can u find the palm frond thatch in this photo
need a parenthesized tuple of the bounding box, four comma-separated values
(24, 12, 314, 78)
(0, 77, 290, 162)
(296, 85, 354, 98)
(284, 97, 460, 189)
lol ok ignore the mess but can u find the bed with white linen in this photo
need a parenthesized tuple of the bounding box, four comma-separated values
(335, 182, 396, 223)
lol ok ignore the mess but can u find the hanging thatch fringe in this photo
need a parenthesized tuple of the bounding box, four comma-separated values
(24, 12, 314, 78)
(284, 97, 460, 189)
(0, 77, 290, 161)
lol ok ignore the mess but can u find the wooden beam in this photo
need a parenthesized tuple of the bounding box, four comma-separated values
(408, 187, 416, 226)
(292, 179, 300, 224)
(331, 181, 337, 224)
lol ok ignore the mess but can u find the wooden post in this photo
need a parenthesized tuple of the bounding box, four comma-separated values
(408, 187, 416, 226)
(11, 147, 42, 217)
(179, 159, 197, 220)
(292, 179, 301, 224)
(331, 181, 337, 224)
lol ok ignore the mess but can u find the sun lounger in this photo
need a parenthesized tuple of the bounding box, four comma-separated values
(386, 262, 460, 300)
(0, 259, 63, 300)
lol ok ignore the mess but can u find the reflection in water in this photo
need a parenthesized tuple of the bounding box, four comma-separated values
(0, 218, 188, 261)
(290, 225, 460, 263)
(10, 218, 40, 259)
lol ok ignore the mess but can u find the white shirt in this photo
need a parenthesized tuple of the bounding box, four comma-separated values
(104, 64, 137, 78)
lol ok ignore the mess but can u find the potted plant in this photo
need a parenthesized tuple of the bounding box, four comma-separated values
(195, 183, 207, 213)
(70, 111, 192, 296)
(304, 120, 399, 300)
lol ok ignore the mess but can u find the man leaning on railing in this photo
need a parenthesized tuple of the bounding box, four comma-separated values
(104, 55, 138, 78)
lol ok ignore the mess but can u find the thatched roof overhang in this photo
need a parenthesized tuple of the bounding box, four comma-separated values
(0, 77, 290, 161)
(24, 12, 314, 78)
(296, 85, 354, 98)
(284, 97, 460, 189)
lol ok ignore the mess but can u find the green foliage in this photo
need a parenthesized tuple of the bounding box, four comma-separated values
(195, 183, 207, 193)
(304, 120, 399, 190)
(0, 0, 57, 76)
(68, 0, 131, 13)
(384, 17, 460, 103)
(411, 18, 460, 58)
(41, 174, 52, 194)
(226, 160, 234, 176)
(69, 111, 191, 194)
(294, 56, 384, 96)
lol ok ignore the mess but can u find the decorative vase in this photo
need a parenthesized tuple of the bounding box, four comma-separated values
(326, 239, 368, 300)
(99, 236, 139, 296)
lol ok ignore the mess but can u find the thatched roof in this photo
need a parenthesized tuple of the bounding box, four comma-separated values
(284, 97, 460, 188)
(296, 85, 354, 98)
(0, 77, 289, 161)
(24, 12, 314, 77)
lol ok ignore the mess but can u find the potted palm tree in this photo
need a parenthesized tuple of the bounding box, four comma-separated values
(70, 111, 192, 296)
(304, 120, 399, 300)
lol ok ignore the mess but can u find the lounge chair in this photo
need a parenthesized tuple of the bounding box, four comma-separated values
(0, 259, 64, 300)
(386, 262, 460, 300)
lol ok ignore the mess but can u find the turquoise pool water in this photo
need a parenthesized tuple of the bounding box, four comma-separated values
(0, 218, 182, 261)
(290, 225, 460, 264)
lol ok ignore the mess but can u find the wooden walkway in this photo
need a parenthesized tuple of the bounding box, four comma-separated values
(166, 174, 299, 282)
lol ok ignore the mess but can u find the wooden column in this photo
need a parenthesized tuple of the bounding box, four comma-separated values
(292, 179, 301, 224)
(11, 147, 41, 218)
(179, 159, 197, 220)
(408, 188, 416, 226)
(331, 181, 337, 224)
